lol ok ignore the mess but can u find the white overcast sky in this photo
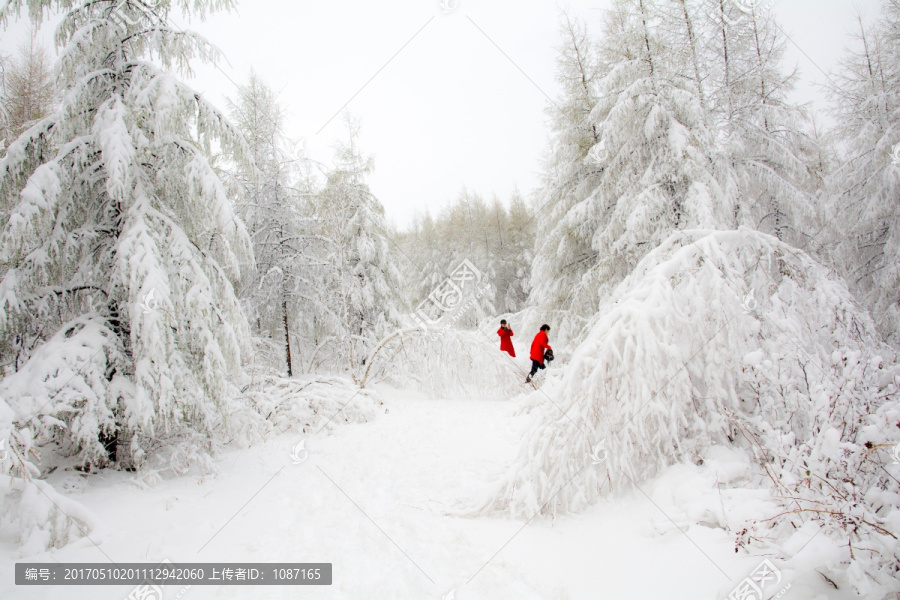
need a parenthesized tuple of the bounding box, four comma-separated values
(0, 0, 883, 229)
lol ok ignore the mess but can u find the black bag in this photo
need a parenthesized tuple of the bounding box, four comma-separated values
(544, 349, 554, 363)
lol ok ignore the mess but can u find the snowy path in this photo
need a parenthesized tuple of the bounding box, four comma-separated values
(2, 387, 754, 599)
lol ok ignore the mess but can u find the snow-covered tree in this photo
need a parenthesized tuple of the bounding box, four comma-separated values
(473, 228, 900, 596)
(531, 1, 823, 318)
(0, 0, 251, 480)
(427, 188, 497, 326)
(702, 0, 819, 246)
(528, 12, 604, 316)
(0, 26, 54, 144)
(227, 71, 308, 375)
(492, 189, 534, 313)
(317, 118, 402, 376)
(398, 188, 533, 323)
(824, 2, 900, 346)
(400, 210, 444, 313)
(0, 26, 55, 228)
(575, 0, 729, 305)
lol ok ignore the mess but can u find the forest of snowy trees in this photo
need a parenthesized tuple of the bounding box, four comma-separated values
(0, 0, 898, 598)
(398, 189, 535, 323)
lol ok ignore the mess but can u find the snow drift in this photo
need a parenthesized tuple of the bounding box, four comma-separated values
(472, 229, 900, 596)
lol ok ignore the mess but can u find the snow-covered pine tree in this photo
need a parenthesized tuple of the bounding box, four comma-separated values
(227, 71, 307, 376)
(701, 0, 819, 246)
(0, 26, 55, 225)
(824, 2, 900, 346)
(0, 0, 251, 476)
(528, 12, 604, 317)
(317, 118, 402, 377)
(492, 189, 534, 313)
(399, 210, 445, 318)
(430, 188, 497, 327)
(0, 26, 54, 144)
(472, 228, 900, 595)
(579, 0, 729, 303)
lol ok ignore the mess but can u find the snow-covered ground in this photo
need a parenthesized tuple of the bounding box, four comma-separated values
(0, 383, 806, 600)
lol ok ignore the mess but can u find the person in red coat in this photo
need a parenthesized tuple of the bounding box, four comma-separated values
(526, 324, 552, 383)
(497, 320, 515, 357)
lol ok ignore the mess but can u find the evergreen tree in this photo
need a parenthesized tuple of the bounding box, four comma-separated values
(227, 71, 305, 375)
(318, 118, 402, 375)
(824, 2, 900, 345)
(529, 12, 604, 315)
(492, 189, 534, 313)
(0, 26, 54, 142)
(561, 0, 727, 311)
(703, 0, 818, 245)
(0, 0, 251, 470)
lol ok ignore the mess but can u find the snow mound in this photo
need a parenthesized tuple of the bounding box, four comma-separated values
(472, 229, 900, 596)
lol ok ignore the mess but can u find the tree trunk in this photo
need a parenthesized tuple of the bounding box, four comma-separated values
(283, 290, 293, 377)
(103, 296, 132, 469)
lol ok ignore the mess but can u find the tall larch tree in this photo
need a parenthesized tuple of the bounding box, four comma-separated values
(0, 0, 252, 471)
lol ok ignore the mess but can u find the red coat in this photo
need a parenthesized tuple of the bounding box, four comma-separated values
(530, 330, 551, 363)
(498, 327, 515, 357)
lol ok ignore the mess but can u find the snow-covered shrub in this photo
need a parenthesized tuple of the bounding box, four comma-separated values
(473, 228, 899, 596)
(0, 476, 104, 557)
(370, 328, 522, 400)
(246, 335, 291, 374)
(0, 393, 103, 557)
(0, 318, 127, 467)
(127, 364, 387, 484)
(0, 318, 112, 553)
(240, 368, 384, 435)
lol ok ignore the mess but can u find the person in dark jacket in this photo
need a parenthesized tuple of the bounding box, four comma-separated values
(526, 324, 552, 383)
(498, 320, 516, 357)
